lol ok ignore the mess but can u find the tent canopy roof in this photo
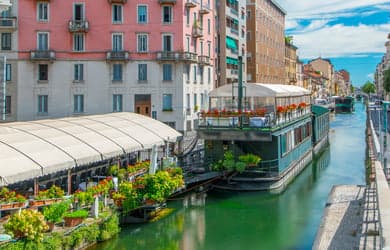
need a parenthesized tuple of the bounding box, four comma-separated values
(0, 112, 182, 186)
(209, 83, 310, 98)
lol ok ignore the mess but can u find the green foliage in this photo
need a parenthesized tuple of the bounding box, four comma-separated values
(235, 161, 247, 173)
(384, 69, 390, 93)
(36, 185, 64, 200)
(72, 190, 93, 206)
(238, 153, 262, 166)
(98, 213, 120, 242)
(361, 80, 376, 94)
(4, 210, 48, 243)
(64, 209, 89, 219)
(0, 187, 27, 203)
(43, 200, 70, 223)
(108, 164, 119, 176)
(41, 233, 62, 250)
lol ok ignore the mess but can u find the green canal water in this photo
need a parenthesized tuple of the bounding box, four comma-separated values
(93, 102, 367, 250)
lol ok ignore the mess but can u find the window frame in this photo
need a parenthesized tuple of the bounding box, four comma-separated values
(74, 63, 84, 82)
(113, 94, 123, 112)
(37, 2, 49, 22)
(5, 63, 11, 81)
(162, 5, 172, 24)
(37, 95, 48, 114)
(112, 63, 123, 82)
(137, 33, 148, 53)
(137, 5, 148, 24)
(138, 63, 147, 82)
(162, 64, 172, 81)
(73, 94, 84, 113)
(162, 93, 173, 111)
(112, 33, 123, 51)
(112, 4, 123, 24)
(0, 33, 10, 50)
(73, 33, 85, 52)
(38, 64, 48, 81)
(162, 34, 173, 52)
(37, 32, 49, 50)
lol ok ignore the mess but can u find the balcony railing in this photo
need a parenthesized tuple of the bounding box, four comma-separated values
(178, 52, 198, 62)
(108, 0, 127, 3)
(156, 51, 177, 61)
(156, 51, 198, 63)
(199, 4, 210, 14)
(106, 51, 129, 61)
(192, 25, 203, 38)
(185, 0, 197, 8)
(0, 17, 17, 30)
(30, 50, 56, 61)
(158, 0, 176, 4)
(197, 107, 311, 130)
(68, 20, 89, 33)
(198, 55, 210, 65)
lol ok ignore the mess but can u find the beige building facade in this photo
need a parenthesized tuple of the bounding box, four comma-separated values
(309, 58, 334, 96)
(246, 0, 285, 84)
(285, 39, 297, 85)
(375, 34, 390, 99)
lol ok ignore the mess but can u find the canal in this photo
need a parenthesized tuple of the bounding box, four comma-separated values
(92, 102, 367, 250)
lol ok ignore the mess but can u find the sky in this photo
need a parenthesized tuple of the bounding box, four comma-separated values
(278, 0, 390, 87)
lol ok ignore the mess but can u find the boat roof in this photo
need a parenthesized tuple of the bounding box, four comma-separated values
(209, 83, 310, 98)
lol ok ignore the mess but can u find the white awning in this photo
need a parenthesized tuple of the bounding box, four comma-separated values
(0, 112, 182, 186)
(209, 83, 310, 98)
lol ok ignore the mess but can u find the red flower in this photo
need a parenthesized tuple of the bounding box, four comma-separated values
(298, 102, 307, 108)
(277, 106, 286, 113)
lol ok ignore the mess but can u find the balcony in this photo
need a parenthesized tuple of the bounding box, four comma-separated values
(156, 51, 177, 61)
(185, 0, 197, 8)
(198, 55, 210, 65)
(68, 20, 89, 33)
(106, 51, 129, 61)
(108, 0, 127, 3)
(199, 4, 210, 15)
(0, 17, 17, 31)
(158, 0, 176, 4)
(192, 25, 203, 38)
(178, 52, 198, 63)
(30, 50, 56, 61)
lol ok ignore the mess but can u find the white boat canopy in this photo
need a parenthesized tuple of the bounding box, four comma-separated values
(0, 112, 182, 186)
(209, 83, 310, 98)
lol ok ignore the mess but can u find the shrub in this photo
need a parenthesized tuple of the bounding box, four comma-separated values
(4, 209, 48, 243)
(43, 200, 70, 223)
(64, 209, 89, 219)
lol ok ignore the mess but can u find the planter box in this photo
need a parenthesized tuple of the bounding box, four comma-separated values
(0, 202, 27, 211)
(29, 198, 63, 207)
(64, 217, 84, 227)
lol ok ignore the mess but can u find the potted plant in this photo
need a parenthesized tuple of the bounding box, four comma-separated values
(63, 209, 89, 227)
(4, 209, 48, 243)
(31, 185, 65, 207)
(43, 200, 70, 231)
(0, 187, 27, 210)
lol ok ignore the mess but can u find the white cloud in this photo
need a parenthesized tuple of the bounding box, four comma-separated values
(367, 73, 374, 80)
(278, 0, 390, 19)
(294, 23, 390, 59)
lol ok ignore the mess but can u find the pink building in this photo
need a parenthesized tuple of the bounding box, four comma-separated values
(1, 0, 215, 133)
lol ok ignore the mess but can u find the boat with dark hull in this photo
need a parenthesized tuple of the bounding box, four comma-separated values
(334, 96, 354, 113)
(197, 83, 330, 193)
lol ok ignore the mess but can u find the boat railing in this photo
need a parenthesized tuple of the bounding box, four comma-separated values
(197, 107, 311, 130)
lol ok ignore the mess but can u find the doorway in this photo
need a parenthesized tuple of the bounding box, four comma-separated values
(134, 94, 151, 117)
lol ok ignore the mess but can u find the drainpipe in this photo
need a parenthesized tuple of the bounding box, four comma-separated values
(238, 56, 243, 113)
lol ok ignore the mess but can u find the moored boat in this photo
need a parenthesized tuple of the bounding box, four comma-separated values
(197, 83, 329, 193)
(334, 96, 354, 113)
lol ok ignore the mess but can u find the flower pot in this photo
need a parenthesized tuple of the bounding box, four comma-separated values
(47, 222, 55, 232)
(12, 202, 26, 209)
(64, 217, 84, 227)
(144, 199, 156, 206)
(29, 200, 45, 207)
(0, 203, 13, 210)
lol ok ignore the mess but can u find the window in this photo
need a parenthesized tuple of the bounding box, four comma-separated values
(5, 64, 11, 81)
(199, 66, 203, 83)
(37, 3, 48, 21)
(113, 64, 122, 81)
(208, 67, 211, 84)
(112, 5, 122, 23)
(200, 93, 204, 106)
(38, 64, 48, 81)
(162, 34, 172, 52)
(1, 33, 11, 50)
(38, 95, 48, 114)
(137, 5, 147, 24)
(137, 33, 148, 52)
(37, 32, 48, 50)
(193, 93, 197, 107)
(207, 18, 210, 34)
(208, 43, 211, 57)
(73, 94, 84, 113)
(162, 94, 172, 111)
(163, 64, 172, 81)
(113, 94, 123, 112)
(185, 64, 190, 82)
(162, 6, 172, 24)
(193, 65, 197, 82)
(112, 33, 123, 51)
(186, 93, 190, 109)
(186, 8, 190, 25)
(5, 95, 10, 114)
(138, 64, 147, 81)
(74, 4, 84, 21)
(186, 37, 190, 52)
(1, 33, 10, 50)
(73, 33, 84, 51)
(74, 64, 84, 81)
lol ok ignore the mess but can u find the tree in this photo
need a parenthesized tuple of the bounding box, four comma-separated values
(384, 68, 390, 93)
(361, 81, 376, 94)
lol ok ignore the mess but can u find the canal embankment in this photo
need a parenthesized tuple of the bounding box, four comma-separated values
(314, 107, 386, 250)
